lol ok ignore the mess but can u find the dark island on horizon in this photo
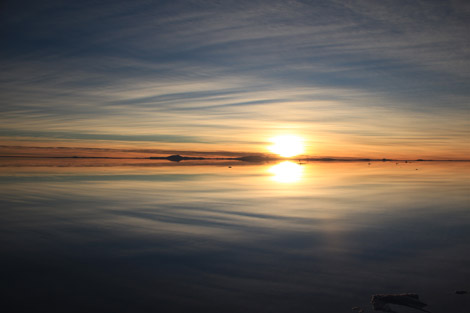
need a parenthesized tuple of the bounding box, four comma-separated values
(151, 154, 469, 163)
(1, 154, 462, 163)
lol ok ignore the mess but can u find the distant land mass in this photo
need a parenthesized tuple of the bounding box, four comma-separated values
(144, 155, 467, 163)
(1, 145, 468, 161)
(1, 153, 470, 162)
(1, 153, 470, 163)
(149, 154, 270, 162)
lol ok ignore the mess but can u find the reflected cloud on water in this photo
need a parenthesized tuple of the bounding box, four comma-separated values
(0, 161, 469, 312)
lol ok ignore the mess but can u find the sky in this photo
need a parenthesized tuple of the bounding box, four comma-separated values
(1, 0, 469, 159)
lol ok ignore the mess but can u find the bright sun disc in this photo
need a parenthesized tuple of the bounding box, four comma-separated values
(269, 135, 304, 157)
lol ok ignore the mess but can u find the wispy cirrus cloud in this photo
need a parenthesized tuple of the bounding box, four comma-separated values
(1, 0, 469, 157)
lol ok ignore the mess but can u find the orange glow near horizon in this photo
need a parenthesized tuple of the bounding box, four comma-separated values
(0, 136, 469, 161)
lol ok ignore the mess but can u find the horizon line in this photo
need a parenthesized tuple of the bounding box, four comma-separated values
(1, 155, 469, 162)
(0, 144, 468, 161)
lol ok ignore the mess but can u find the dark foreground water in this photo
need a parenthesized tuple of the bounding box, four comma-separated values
(1, 160, 469, 313)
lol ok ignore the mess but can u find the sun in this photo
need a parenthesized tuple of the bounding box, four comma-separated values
(268, 135, 305, 157)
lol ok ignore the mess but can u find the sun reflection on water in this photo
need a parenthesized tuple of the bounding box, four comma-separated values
(268, 161, 304, 183)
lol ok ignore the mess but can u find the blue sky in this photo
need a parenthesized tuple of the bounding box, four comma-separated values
(1, 0, 469, 158)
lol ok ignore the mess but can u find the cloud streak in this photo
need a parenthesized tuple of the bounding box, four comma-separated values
(1, 0, 469, 157)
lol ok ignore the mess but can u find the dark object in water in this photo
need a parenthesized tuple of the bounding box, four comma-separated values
(455, 290, 467, 294)
(371, 293, 430, 312)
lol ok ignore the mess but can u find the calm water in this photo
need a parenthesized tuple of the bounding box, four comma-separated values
(1, 160, 469, 313)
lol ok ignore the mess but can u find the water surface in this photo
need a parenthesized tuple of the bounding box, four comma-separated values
(1, 160, 469, 312)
